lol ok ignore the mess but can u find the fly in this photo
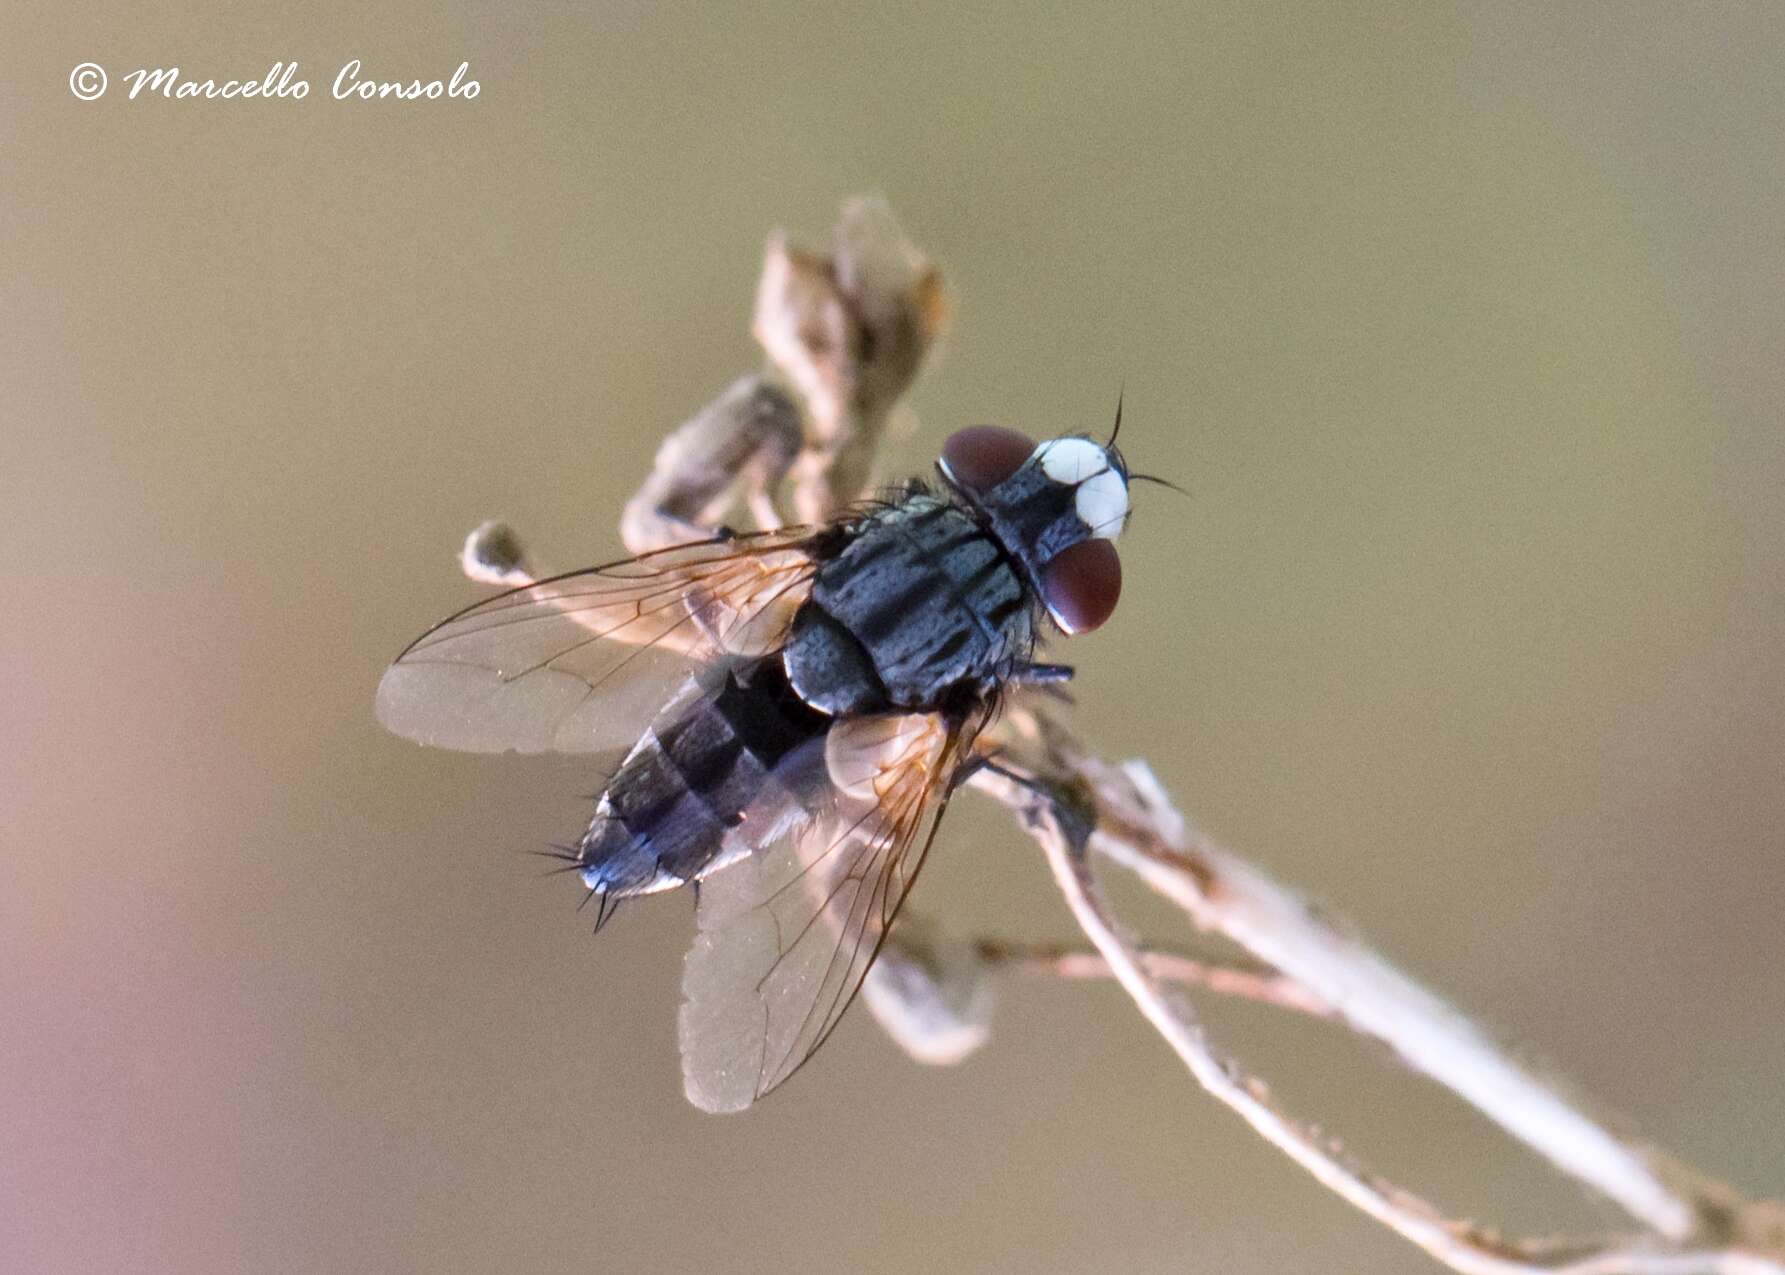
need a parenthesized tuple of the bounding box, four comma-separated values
(376, 424, 1136, 1111)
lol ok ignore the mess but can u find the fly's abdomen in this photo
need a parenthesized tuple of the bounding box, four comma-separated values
(578, 661, 828, 897)
(789, 496, 1032, 711)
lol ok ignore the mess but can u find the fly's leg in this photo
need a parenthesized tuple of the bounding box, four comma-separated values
(1007, 661, 1074, 687)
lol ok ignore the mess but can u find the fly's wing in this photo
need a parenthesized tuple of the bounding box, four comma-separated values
(376, 529, 820, 754)
(678, 705, 990, 1113)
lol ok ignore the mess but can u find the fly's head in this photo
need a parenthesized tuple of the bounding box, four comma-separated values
(937, 425, 1130, 636)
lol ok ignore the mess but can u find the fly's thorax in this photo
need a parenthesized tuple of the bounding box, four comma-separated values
(785, 496, 1032, 714)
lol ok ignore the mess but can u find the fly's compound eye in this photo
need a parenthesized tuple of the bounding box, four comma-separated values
(1041, 537, 1122, 635)
(939, 425, 1036, 492)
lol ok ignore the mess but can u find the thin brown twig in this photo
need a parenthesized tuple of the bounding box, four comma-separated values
(973, 938, 1335, 1018)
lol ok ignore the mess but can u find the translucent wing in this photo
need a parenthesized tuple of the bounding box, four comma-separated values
(376, 529, 820, 754)
(678, 705, 990, 1112)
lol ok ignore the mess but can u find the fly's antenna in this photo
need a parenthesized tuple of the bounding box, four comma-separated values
(1128, 472, 1191, 498)
(1102, 386, 1191, 498)
(1099, 392, 1190, 498)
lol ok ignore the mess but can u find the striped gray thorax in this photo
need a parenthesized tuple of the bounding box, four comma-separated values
(784, 493, 1033, 715)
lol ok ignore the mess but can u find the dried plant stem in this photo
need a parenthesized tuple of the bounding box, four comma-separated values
(972, 747, 1784, 1275)
(1097, 807, 1685, 1230)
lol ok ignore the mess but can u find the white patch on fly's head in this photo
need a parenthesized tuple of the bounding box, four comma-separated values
(1034, 437, 1130, 540)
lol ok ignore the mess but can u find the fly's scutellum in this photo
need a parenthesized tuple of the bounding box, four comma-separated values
(377, 424, 1137, 1111)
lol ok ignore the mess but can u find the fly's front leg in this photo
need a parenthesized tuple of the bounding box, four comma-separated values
(618, 375, 803, 553)
(991, 662, 1076, 711)
(1008, 661, 1074, 688)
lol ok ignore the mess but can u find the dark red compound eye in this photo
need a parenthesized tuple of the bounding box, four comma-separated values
(940, 425, 1036, 492)
(1042, 538, 1123, 635)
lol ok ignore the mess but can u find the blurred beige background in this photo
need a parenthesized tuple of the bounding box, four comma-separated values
(4, 3, 1782, 1272)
